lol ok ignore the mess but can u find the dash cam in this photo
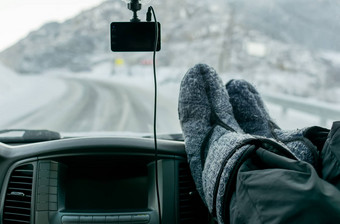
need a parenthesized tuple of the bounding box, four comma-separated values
(110, 22, 161, 52)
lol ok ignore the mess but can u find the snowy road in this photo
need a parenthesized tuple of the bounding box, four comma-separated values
(0, 76, 181, 134)
(2, 73, 332, 135)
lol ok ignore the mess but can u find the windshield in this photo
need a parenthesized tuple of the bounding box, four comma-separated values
(1, 0, 339, 135)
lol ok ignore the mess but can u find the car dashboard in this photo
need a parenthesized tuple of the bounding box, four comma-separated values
(0, 137, 208, 224)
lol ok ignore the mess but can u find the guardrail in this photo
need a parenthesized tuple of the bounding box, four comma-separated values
(262, 93, 340, 126)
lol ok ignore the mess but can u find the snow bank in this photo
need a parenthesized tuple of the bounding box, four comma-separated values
(0, 63, 20, 96)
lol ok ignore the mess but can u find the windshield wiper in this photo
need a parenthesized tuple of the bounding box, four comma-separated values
(0, 129, 61, 143)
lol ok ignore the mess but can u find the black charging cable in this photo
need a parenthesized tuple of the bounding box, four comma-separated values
(147, 6, 162, 224)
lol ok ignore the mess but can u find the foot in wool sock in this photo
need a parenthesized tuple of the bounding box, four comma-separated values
(179, 64, 255, 223)
(226, 79, 318, 165)
(178, 64, 241, 201)
(226, 79, 279, 138)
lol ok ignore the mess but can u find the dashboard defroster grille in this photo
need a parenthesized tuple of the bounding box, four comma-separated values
(3, 164, 34, 224)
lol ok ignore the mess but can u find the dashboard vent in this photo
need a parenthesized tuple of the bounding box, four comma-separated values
(3, 164, 34, 224)
(178, 162, 208, 224)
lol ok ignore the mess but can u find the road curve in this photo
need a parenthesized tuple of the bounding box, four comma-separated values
(0, 76, 181, 134)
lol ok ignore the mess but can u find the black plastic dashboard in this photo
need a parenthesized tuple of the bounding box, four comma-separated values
(0, 137, 208, 224)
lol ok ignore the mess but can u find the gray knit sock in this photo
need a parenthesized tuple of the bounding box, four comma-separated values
(179, 64, 256, 223)
(178, 64, 240, 201)
(226, 79, 317, 165)
(226, 79, 279, 138)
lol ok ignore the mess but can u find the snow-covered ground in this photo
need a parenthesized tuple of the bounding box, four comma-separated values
(0, 63, 67, 125)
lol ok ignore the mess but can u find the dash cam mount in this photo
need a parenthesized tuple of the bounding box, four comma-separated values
(127, 0, 142, 22)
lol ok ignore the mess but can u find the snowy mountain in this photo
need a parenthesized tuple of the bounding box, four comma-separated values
(0, 0, 339, 103)
(0, 0, 338, 72)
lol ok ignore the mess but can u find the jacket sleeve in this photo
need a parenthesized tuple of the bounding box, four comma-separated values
(230, 147, 340, 224)
(321, 121, 340, 189)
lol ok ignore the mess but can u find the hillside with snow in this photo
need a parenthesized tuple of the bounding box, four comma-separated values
(232, 0, 340, 52)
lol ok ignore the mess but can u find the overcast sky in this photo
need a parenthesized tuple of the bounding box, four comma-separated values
(0, 0, 105, 52)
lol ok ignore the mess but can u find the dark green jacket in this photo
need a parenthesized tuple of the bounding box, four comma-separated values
(228, 122, 340, 224)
